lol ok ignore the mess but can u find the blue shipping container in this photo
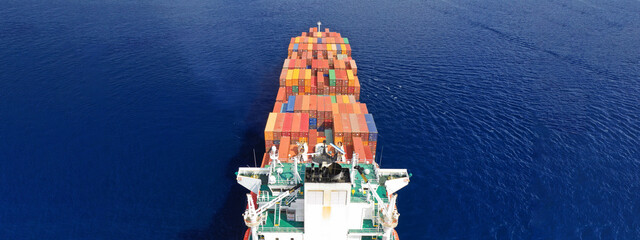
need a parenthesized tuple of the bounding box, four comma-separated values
(286, 96, 296, 113)
(364, 114, 378, 142)
(281, 103, 287, 113)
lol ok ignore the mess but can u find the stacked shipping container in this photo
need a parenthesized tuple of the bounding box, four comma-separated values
(279, 28, 361, 99)
(264, 28, 377, 165)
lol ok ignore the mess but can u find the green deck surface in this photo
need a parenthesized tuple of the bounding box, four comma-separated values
(261, 162, 389, 204)
(263, 210, 304, 228)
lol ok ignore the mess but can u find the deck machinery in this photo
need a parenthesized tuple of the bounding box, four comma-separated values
(237, 143, 410, 240)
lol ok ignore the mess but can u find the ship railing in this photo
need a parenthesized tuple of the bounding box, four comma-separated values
(259, 227, 304, 233)
(258, 191, 271, 202)
(347, 228, 384, 236)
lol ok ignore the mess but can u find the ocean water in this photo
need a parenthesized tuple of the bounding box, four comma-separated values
(1, 0, 640, 239)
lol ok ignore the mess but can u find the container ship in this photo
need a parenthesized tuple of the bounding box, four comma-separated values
(236, 23, 410, 240)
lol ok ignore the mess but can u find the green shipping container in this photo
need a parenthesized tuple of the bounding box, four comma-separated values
(343, 38, 349, 44)
(330, 79, 336, 87)
(331, 96, 337, 103)
(324, 129, 334, 144)
(293, 86, 298, 92)
(329, 69, 336, 80)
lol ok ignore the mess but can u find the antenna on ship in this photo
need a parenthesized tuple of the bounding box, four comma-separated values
(253, 148, 257, 167)
(317, 21, 322, 32)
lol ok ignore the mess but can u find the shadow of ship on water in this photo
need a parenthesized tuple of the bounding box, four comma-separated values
(178, 126, 266, 240)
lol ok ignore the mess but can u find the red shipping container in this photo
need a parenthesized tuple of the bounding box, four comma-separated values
(282, 113, 293, 137)
(300, 113, 309, 137)
(364, 146, 373, 162)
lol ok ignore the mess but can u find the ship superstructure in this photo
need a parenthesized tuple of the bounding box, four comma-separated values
(236, 25, 410, 240)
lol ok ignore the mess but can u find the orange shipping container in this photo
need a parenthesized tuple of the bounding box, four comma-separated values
(276, 87, 286, 102)
(357, 114, 369, 138)
(350, 114, 360, 138)
(309, 129, 317, 153)
(334, 113, 344, 138)
(309, 95, 317, 118)
(273, 102, 282, 113)
(353, 103, 361, 114)
(349, 60, 357, 75)
(278, 136, 291, 161)
(352, 137, 367, 163)
(274, 113, 285, 139)
(341, 114, 352, 141)
(360, 103, 368, 114)
(302, 95, 310, 113)
(292, 113, 301, 139)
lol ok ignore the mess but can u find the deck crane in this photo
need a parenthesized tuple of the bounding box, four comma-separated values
(243, 183, 303, 240)
(354, 166, 399, 240)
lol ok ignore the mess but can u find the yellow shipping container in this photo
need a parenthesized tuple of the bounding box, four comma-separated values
(305, 69, 312, 80)
(305, 86, 310, 93)
(265, 113, 277, 141)
(327, 44, 333, 51)
(342, 95, 350, 104)
(340, 44, 346, 53)
(346, 70, 354, 81)
(299, 137, 307, 143)
(307, 43, 313, 51)
(335, 137, 343, 145)
(286, 69, 294, 80)
(293, 69, 300, 80)
(295, 37, 300, 43)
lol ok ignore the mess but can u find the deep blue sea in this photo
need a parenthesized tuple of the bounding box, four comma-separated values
(2, 0, 640, 239)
